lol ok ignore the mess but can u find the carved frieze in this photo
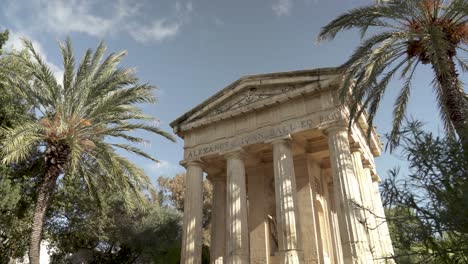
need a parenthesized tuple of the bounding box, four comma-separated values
(208, 84, 300, 117)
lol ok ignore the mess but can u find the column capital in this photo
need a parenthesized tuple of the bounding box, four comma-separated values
(222, 148, 245, 160)
(349, 143, 363, 154)
(271, 136, 293, 146)
(321, 119, 349, 135)
(265, 134, 293, 145)
(180, 159, 204, 169)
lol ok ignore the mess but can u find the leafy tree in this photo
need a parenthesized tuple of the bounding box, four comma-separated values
(0, 29, 8, 52)
(318, 0, 468, 150)
(381, 121, 468, 263)
(157, 173, 213, 227)
(158, 173, 213, 245)
(47, 175, 182, 264)
(0, 30, 39, 264)
(0, 38, 175, 264)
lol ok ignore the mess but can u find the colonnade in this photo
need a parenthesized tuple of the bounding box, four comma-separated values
(181, 123, 393, 264)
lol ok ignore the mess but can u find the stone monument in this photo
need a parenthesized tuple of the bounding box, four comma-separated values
(170, 67, 394, 264)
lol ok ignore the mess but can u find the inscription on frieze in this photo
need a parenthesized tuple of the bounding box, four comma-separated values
(185, 110, 341, 159)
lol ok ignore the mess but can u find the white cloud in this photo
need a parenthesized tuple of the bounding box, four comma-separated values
(127, 1, 192, 44)
(6, 30, 64, 82)
(128, 20, 181, 43)
(145, 160, 183, 177)
(3, 0, 193, 43)
(272, 0, 293, 16)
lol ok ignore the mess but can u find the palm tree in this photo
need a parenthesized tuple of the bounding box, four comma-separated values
(0, 39, 175, 264)
(318, 0, 467, 150)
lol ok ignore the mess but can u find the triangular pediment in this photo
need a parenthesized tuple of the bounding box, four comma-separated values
(202, 83, 303, 118)
(170, 67, 341, 134)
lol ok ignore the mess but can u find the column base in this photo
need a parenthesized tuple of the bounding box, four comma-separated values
(279, 250, 304, 264)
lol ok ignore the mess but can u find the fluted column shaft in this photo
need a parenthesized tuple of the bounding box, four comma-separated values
(371, 177, 395, 260)
(181, 161, 204, 264)
(362, 167, 383, 260)
(272, 139, 304, 264)
(225, 151, 249, 264)
(350, 150, 374, 263)
(211, 175, 226, 264)
(325, 125, 369, 264)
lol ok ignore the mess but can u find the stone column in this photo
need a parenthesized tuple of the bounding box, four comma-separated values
(371, 175, 395, 261)
(325, 124, 370, 264)
(272, 138, 304, 264)
(326, 181, 344, 264)
(210, 174, 226, 264)
(296, 156, 320, 264)
(247, 165, 269, 264)
(181, 161, 204, 264)
(349, 148, 373, 263)
(362, 165, 383, 261)
(225, 151, 249, 264)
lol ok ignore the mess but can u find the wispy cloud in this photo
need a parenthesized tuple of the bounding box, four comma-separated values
(2, 0, 193, 43)
(272, 0, 293, 16)
(128, 2, 193, 43)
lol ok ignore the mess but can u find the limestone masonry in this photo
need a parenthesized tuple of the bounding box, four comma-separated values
(170, 67, 394, 264)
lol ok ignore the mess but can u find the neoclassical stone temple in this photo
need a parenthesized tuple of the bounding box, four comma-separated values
(170, 68, 394, 264)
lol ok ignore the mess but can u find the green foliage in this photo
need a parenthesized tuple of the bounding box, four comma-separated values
(0, 37, 175, 263)
(382, 121, 468, 263)
(0, 38, 175, 205)
(318, 0, 468, 150)
(158, 173, 213, 246)
(0, 29, 39, 263)
(0, 29, 8, 53)
(47, 175, 183, 264)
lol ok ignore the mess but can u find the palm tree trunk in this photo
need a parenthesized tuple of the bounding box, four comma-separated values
(432, 57, 468, 151)
(29, 144, 69, 264)
(28, 166, 60, 264)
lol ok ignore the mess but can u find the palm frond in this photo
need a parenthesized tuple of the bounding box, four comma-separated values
(1, 38, 174, 210)
(111, 143, 159, 162)
(74, 48, 93, 89)
(90, 41, 107, 76)
(355, 57, 410, 141)
(0, 122, 43, 164)
(21, 39, 61, 107)
(442, 0, 468, 23)
(59, 37, 75, 92)
(101, 123, 175, 142)
(389, 61, 419, 151)
(455, 56, 468, 72)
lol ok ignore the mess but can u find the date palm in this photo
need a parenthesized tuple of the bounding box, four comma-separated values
(318, 0, 467, 150)
(0, 39, 175, 264)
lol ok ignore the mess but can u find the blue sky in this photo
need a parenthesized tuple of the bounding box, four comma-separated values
(1, 0, 466, 185)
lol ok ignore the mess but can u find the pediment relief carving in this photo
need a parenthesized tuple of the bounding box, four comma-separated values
(186, 81, 320, 125)
(209, 84, 300, 116)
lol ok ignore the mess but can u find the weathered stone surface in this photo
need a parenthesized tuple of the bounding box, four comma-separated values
(325, 125, 372, 264)
(172, 68, 391, 264)
(210, 174, 226, 264)
(225, 151, 249, 264)
(272, 138, 304, 264)
(181, 161, 204, 264)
